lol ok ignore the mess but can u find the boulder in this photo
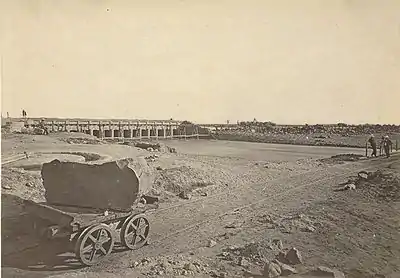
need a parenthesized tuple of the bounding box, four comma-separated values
(311, 266, 345, 278)
(263, 261, 281, 277)
(285, 247, 303, 265)
(41, 158, 153, 211)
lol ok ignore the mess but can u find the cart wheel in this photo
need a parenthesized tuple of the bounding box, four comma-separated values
(73, 225, 95, 255)
(75, 224, 114, 266)
(120, 214, 150, 250)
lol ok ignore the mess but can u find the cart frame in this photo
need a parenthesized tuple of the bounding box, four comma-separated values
(23, 198, 158, 266)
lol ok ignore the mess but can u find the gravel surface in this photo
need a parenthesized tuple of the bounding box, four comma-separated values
(1, 133, 399, 278)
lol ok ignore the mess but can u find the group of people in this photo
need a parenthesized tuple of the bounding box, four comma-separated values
(368, 134, 393, 158)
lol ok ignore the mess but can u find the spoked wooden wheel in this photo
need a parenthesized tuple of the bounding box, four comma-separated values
(75, 224, 114, 266)
(120, 214, 150, 250)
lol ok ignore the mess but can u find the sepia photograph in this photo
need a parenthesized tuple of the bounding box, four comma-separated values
(1, 0, 399, 277)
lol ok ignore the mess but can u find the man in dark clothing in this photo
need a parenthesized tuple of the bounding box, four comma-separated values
(383, 136, 392, 158)
(368, 134, 377, 157)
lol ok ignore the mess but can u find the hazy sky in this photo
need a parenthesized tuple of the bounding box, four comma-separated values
(1, 0, 399, 124)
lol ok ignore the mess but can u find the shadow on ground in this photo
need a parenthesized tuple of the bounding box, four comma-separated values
(2, 194, 135, 274)
(2, 194, 81, 272)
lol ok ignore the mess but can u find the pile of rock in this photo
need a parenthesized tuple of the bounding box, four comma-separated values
(242, 244, 345, 278)
(319, 154, 364, 165)
(130, 256, 214, 277)
(337, 170, 400, 201)
(60, 137, 103, 145)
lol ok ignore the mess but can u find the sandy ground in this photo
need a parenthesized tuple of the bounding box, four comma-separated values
(1, 133, 399, 278)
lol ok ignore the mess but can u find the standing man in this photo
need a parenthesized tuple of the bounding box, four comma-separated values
(379, 135, 385, 156)
(368, 134, 377, 158)
(383, 135, 393, 158)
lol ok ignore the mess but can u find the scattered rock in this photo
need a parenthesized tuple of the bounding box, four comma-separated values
(358, 171, 369, 180)
(209, 270, 219, 277)
(25, 182, 34, 187)
(346, 183, 356, 190)
(208, 239, 217, 248)
(271, 239, 283, 250)
(178, 191, 192, 200)
(130, 261, 140, 268)
(244, 265, 264, 277)
(302, 225, 316, 233)
(228, 245, 239, 250)
(263, 261, 282, 277)
(239, 257, 250, 267)
(183, 262, 196, 272)
(285, 247, 303, 265)
(200, 192, 208, 197)
(311, 266, 346, 278)
(181, 269, 189, 275)
(225, 222, 242, 229)
(2, 185, 12, 190)
(273, 259, 297, 276)
(156, 166, 163, 171)
(276, 251, 288, 264)
(221, 252, 229, 257)
(141, 258, 150, 264)
(297, 213, 306, 219)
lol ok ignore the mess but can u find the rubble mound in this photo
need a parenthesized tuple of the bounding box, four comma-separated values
(319, 153, 364, 164)
(59, 137, 104, 145)
(154, 166, 214, 194)
(1, 168, 45, 218)
(1, 168, 44, 197)
(133, 141, 162, 151)
(124, 141, 177, 153)
(219, 241, 278, 265)
(353, 170, 400, 202)
(41, 158, 153, 211)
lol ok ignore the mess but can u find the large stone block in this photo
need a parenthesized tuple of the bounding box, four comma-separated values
(41, 158, 153, 211)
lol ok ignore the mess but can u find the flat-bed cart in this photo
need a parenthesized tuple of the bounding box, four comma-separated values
(23, 199, 158, 266)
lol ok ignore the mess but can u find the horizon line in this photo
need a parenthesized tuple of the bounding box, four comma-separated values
(2, 116, 400, 126)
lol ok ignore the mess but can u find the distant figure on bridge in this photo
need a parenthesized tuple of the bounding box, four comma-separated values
(368, 134, 377, 157)
(383, 135, 393, 158)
